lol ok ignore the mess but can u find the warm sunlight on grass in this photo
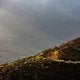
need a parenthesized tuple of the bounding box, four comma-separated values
(52, 51, 59, 60)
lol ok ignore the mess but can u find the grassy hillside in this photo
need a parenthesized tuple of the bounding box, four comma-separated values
(0, 37, 80, 80)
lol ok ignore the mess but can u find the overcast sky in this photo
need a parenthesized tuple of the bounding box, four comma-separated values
(0, 0, 80, 63)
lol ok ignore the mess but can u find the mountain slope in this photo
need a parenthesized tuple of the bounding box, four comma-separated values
(0, 37, 80, 80)
(35, 37, 80, 61)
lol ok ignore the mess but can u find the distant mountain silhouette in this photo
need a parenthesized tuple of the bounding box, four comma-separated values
(0, 37, 80, 80)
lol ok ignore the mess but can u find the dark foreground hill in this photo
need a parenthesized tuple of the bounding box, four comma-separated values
(0, 37, 80, 80)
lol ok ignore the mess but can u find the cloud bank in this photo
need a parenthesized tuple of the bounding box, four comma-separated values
(0, 0, 80, 63)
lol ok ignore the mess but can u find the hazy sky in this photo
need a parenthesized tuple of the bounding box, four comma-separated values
(0, 0, 80, 63)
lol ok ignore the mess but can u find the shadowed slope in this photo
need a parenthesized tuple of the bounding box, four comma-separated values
(53, 37, 80, 61)
(0, 37, 80, 80)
